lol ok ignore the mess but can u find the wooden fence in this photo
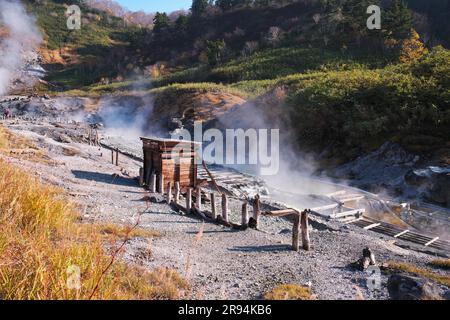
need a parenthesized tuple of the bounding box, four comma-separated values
(141, 170, 311, 252)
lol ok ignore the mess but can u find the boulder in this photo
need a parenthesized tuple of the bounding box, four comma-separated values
(387, 273, 443, 300)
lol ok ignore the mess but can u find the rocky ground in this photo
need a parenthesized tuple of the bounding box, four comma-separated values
(1, 117, 448, 300)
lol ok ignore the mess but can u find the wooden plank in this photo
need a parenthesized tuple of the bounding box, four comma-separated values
(424, 237, 439, 247)
(186, 188, 192, 212)
(292, 213, 300, 252)
(326, 190, 347, 197)
(345, 217, 364, 224)
(265, 209, 297, 217)
(339, 196, 365, 203)
(393, 230, 409, 238)
(364, 223, 381, 230)
(330, 208, 365, 219)
(301, 211, 311, 251)
(174, 182, 180, 204)
(210, 193, 217, 219)
(310, 203, 339, 212)
(253, 195, 261, 228)
(167, 182, 172, 203)
(241, 203, 248, 228)
(222, 193, 229, 223)
(196, 187, 202, 211)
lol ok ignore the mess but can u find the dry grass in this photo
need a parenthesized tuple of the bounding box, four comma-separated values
(0, 159, 188, 300)
(385, 261, 450, 287)
(96, 223, 161, 239)
(0, 126, 52, 164)
(264, 284, 315, 300)
(429, 259, 450, 270)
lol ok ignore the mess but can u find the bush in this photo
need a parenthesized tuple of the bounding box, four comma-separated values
(286, 47, 450, 152)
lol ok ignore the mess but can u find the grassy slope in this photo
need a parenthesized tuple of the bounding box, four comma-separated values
(27, 0, 145, 88)
(0, 127, 189, 300)
(31, 1, 449, 161)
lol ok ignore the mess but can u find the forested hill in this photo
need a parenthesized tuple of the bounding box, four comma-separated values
(21, 0, 450, 162)
(25, 0, 450, 89)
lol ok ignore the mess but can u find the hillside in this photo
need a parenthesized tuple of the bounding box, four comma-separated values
(1, 0, 450, 302)
(24, 0, 449, 163)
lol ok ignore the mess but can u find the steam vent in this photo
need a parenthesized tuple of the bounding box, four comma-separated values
(140, 137, 200, 190)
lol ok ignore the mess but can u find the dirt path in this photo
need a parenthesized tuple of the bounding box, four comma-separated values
(1, 121, 444, 300)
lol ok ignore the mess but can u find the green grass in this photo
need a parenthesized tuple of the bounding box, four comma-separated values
(386, 261, 450, 287)
(208, 46, 384, 83)
(149, 82, 249, 98)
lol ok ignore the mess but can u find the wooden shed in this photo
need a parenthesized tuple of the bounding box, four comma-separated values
(140, 137, 200, 191)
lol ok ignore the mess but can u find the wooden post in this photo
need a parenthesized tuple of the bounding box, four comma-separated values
(301, 210, 311, 251)
(196, 186, 202, 211)
(158, 174, 164, 194)
(252, 194, 261, 229)
(115, 149, 119, 166)
(139, 167, 144, 186)
(174, 182, 180, 204)
(241, 202, 249, 228)
(167, 182, 173, 204)
(210, 193, 217, 219)
(292, 213, 300, 251)
(150, 172, 156, 193)
(111, 149, 114, 164)
(186, 188, 192, 212)
(222, 193, 228, 222)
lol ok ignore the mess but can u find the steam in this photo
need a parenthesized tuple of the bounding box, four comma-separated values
(216, 100, 341, 198)
(97, 94, 157, 139)
(0, 0, 41, 96)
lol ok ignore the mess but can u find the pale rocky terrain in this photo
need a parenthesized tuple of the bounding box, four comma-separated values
(1, 114, 448, 300)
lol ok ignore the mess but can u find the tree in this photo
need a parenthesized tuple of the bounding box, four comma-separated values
(384, 0, 414, 40)
(191, 0, 209, 16)
(175, 14, 189, 33)
(399, 29, 428, 63)
(153, 12, 170, 34)
(206, 39, 225, 65)
(216, 0, 234, 11)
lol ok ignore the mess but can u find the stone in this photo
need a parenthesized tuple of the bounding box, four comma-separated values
(387, 273, 443, 300)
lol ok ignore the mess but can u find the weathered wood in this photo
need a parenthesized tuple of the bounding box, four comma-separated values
(310, 203, 339, 212)
(301, 210, 311, 251)
(425, 237, 439, 247)
(393, 230, 409, 238)
(196, 186, 202, 211)
(111, 149, 114, 164)
(252, 194, 261, 229)
(221, 193, 229, 222)
(139, 167, 144, 186)
(241, 202, 249, 228)
(265, 209, 297, 217)
(158, 174, 165, 194)
(326, 190, 347, 197)
(330, 208, 365, 219)
(210, 193, 217, 219)
(292, 213, 301, 251)
(186, 188, 192, 212)
(115, 149, 119, 166)
(150, 172, 157, 193)
(167, 182, 173, 204)
(363, 223, 381, 230)
(174, 182, 180, 204)
(339, 196, 365, 204)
